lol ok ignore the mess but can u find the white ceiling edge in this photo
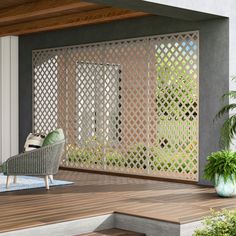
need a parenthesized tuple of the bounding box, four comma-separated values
(142, 0, 230, 17)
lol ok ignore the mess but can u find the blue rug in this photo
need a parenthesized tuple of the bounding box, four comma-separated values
(0, 174, 73, 192)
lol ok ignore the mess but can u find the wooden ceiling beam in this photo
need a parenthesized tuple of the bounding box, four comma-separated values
(0, 7, 149, 36)
(0, 0, 98, 24)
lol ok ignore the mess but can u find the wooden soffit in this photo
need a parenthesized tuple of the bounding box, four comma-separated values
(0, 0, 149, 36)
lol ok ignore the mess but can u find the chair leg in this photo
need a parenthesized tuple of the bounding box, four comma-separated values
(49, 175, 53, 184)
(44, 175, 49, 190)
(6, 176, 10, 189)
(13, 176, 17, 184)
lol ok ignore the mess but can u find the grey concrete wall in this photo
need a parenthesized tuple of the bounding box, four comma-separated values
(0, 212, 201, 236)
(0, 214, 114, 236)
(115, 213, 180, 236)
(19, 15, 229, 184)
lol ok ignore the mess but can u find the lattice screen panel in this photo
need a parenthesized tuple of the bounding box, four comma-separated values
(33, 31, 199, 181)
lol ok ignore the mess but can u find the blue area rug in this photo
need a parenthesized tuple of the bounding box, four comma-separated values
(0, 174, 73, 192)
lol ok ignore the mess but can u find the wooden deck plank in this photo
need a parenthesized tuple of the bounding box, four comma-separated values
(0, 170, 235, 233)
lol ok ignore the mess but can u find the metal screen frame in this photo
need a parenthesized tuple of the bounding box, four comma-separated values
(32, 31, 199, 181)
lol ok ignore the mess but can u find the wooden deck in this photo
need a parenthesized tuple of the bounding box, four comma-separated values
(0, 170, 236, 233)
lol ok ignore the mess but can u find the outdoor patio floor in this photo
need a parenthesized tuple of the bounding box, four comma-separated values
(0, 170, 236, 233)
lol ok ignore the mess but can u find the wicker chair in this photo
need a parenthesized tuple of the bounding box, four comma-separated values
(2, 140, 65, 190)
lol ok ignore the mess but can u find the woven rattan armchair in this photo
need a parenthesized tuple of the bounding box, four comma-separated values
(3, 140, 65, 190)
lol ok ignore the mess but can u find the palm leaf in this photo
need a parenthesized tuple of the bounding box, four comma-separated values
(220, 115, 236, 149)
(232, 76, 236, 82)
(222, 91, 236, 100)
(215, 104, 236, 120)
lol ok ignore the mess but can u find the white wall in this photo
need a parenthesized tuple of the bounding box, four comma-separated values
(143, 0, 230, 17)
(228, 1, 236, 149)
(229, 2, 236, 84)
(0, 36, 19, 163)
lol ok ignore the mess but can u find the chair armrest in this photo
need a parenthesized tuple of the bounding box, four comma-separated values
(4, 145, 56, 175)
(7, 145, 53, 162)
(3, 140, 65, 176)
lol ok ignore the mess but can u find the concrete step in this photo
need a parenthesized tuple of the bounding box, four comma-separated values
(81, 228, 145, 236)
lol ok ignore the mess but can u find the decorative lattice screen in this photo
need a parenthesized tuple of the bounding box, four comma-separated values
(33, 31, 199, 181)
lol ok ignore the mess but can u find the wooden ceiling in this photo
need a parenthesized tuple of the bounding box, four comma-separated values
(0, 0, 149, 36)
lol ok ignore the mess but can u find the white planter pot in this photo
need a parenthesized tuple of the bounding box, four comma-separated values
(215, 174, 236, 197)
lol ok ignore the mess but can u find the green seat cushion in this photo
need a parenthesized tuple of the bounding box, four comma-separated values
(43, 128, 65, 146)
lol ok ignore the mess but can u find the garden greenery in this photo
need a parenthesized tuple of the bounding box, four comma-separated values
(67, 138, 197, 174)
(204, 150, 236, 183)
(194, 209, 236, 236)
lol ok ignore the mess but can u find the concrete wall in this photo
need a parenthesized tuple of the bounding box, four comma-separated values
(19, 15, 229, 184)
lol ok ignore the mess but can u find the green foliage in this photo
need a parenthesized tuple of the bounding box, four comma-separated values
(194, 209, 236, 236)
(105, 151, 125, 167)
(204, 150, 236, 183)
(215, 77, 236, 149)
(127, 144, 147, 169)
(156, 62, 197, 121)
(67, 136, 104, 165)
(67, 141, 197, 174)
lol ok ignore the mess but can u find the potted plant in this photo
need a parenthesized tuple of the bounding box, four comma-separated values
(204, 150, 236, 197)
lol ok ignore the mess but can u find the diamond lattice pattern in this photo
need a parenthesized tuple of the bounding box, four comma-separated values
(33, 32, 199, 181)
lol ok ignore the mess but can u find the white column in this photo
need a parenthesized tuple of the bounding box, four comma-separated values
(0, 36, 19, 163)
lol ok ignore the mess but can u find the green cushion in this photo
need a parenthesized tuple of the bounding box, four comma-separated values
(0, 162, 7, 174)
(43, 128, 64, 146)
